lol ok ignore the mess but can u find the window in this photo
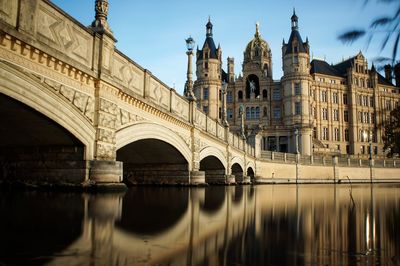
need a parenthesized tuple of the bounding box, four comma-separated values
(246, 107, 250, 119)
(295, 102, 301, 115)
(227, 108, 233, 119)
(272, 89, 281, 100)
(218, 90, 221, 101)
(203, 105, 208, 114)
(322, 108, 328, 120)
(333, 92, 338, 104)
(370, 97, 374, 107)
(203, 88, 209, 100)
(313, 107, 317, 119)
(321, 91, 327, 102)
(273, 107, 281, 119)
(363, 112, 368, 124)
(262, 89, 268, 99)
(371, 113, 375, 124)
(313, 127, 317, 138)
(333, 109, 339, 121)
(255, 107, 260, 119)
(323, 127, 329, 140)
(361, 145, 365, 154)
(204, 62, 208, 69)
(251, 107, 255, 119)
(294, 82, 301, 95)
(358, 111, 363, 123)
(334, 128, 340, 141)
(227, 91, 233, 103)
(345, 129, 349, 141)
(363, 95, 368, 106)
(343, 93, 348, 105)
(386, 100, 392, 111)
(219, 107, 222, 119)
(344, 110, 349, 122)
(238, 90, 243, 100)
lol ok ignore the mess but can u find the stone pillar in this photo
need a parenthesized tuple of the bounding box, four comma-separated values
(300, 128, 312, 155)
(255, 133, 263, 158)
(190, 128, 206, 185)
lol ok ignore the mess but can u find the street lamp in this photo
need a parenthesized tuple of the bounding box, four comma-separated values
(221, 81, 229, 127)
(184, 36, 196, 101)
(295, 128, 299, 154)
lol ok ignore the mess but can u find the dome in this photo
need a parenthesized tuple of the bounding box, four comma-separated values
(244, 23, 270, 61)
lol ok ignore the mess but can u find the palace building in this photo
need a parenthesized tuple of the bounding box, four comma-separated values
(192, 11, 400, 156)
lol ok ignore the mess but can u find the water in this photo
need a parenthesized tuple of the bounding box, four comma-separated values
(0, 184, 399, 266)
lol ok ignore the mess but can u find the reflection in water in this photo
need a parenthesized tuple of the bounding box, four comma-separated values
(0, 185, 399, 265)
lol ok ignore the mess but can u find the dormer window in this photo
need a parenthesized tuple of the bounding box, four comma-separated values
(294, 46, 298, 53)
(205, 51, 209, 59)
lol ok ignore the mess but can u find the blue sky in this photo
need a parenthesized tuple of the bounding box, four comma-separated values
(52, 0, 394, 94)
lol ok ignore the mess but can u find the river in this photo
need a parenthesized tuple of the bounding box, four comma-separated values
(0, 184, 399, 265)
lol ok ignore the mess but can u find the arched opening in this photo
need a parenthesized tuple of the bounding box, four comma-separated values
(238, 90, 243, 101)
(200, 155, 226, 184)
(116, 187, 189, 235)
(231, 163, 244, 182)
(0, 93, 85, 183)
(263, 89, 268, 99)
(117, 139, 189, 185)
(246, 74, 260, 99)
(247, 167, 255, 180)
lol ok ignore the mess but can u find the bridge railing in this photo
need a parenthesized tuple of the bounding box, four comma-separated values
(260, 150, 400, 168)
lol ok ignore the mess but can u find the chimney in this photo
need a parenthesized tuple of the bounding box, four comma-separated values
(394, 63, 400, 87)
(384, 64, 392, 82)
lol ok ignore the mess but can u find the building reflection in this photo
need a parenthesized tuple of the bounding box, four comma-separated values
(1, 185, 398, 265)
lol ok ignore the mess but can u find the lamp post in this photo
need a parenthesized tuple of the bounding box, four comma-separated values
(184, 36, 196, 101)
(295, 128, 299, 154)
(221, 81, 229, 127)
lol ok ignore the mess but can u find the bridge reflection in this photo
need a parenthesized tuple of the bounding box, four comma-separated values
(1, 185, 399, 265)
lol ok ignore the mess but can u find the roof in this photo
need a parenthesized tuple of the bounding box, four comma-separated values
(197, 19, 219, 60)
(378, 72, 394, 86)
(284, 29, 307, 55)
(332, 57, 355, 75)
(310, 59, 342, 77)
(221, 69, 228, 83)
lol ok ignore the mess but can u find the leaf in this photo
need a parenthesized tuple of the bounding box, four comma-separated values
(392, 31, 400, 65)
(370, 17, 392, 28)
(338, 30, 366, 44)
(380, 32, 392, 50)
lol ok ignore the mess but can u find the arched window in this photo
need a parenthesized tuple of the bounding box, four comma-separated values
(238, 91, 243, 100)
(262, 89, 268, 99)
(246, 107, 250, 119)
(251, 107, 255, 119)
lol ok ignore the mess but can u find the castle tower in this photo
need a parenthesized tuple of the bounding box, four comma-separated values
(282, 10, 313, 155)
(242, 23, 273, 99)
(193, 18, 223, 121)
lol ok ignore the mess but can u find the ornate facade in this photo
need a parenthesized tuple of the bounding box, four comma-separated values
(193, 11, 400, 156)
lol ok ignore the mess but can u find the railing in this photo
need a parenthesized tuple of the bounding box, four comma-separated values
(260, 150, 400, 168)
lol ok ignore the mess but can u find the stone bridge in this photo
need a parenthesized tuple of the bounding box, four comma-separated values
(0, 0, 257, 186)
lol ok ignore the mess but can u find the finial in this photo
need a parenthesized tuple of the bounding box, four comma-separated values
(256, 22, 260, 36)
(206, 16, 213, 37)
(91, 0, 112, 35)
(291, 7, 298, 30)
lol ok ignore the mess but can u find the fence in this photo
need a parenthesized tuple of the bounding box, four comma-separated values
(260, 150, 400, 168)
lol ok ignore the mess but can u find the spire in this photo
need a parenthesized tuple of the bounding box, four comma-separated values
(255, 22, 261, 38)
(206, 17, 213, 37)
(291, 8, 298, 31)
(91, 0, 113, 35)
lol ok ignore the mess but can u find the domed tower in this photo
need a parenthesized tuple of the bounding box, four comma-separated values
(193, 18, 223, 121)
(282, 10, 313, 155)
(242, 23, 273, 99)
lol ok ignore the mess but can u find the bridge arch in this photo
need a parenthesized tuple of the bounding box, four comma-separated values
(0, 62, 95, 159)
(246, 162, 255, 180)
(116, 122, 192, 184)
(230, 156, 245, 171)
(116, 122, 191, 164)
(199, 146, 227, 169)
